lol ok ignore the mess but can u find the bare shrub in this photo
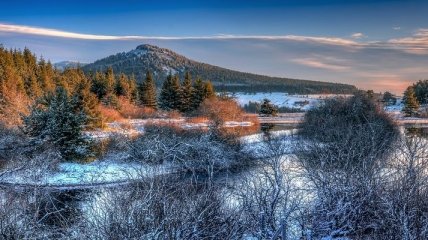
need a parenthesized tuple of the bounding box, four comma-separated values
(0, 123, 27, 168)
(379, 135, 428, 239)
(233, 135, 303, 239)
(295, 94, 401, 238)
(80, 176, 244, 239)
(198, 97, 245, 125)
(128, 124, 250, 181)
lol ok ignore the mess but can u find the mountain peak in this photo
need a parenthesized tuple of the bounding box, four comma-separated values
(135, 44, 159, 51)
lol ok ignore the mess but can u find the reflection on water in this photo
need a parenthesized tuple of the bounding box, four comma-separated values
(260, 123, 275, 140)
(404, 125, 428, 138)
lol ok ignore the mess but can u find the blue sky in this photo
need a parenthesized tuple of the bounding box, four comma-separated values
(1, 0, 428, 93)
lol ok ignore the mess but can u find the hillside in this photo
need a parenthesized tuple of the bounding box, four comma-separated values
(54, 61, 87, 71)
(83, 44, 357, 94)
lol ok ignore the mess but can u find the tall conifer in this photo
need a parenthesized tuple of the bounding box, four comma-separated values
(140, 71, 157, 109)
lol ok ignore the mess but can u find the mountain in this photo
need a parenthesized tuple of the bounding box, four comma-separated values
(54, 61, 87, 71)
(82, 44, 357, 94)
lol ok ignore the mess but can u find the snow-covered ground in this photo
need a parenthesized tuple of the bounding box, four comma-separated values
(0, 129, 293, 187)
(384, 99, 403, 114)
(85, 118, 253, 139)
(232, 92, 351, 110)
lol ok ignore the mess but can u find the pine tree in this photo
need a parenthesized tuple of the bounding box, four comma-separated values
(37, 57, 55, 93)
(179, 72, 193, 112)
(204, 81, 216, 99)
(72, 78, 102, 129)
(105, 67, 115, 95)
(382, 91, 396, 105)
(403, 87, 420, 117)
(128, 74, 139, 103)
(191, 77, 206, 111)
(115, 73, 131, 98)
(23, 47, 42, 98)
(259, 98, 278, 116)
(140, 71, 157, 109)
(22, 87, 89, 160)
(91, 71, 108, 99)
(159, 74, 181, 110)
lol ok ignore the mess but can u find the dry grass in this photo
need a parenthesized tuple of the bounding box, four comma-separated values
(99, 105, 124, 123)
(186, 116, 209, 124)
(165, 110, 182, 119)
(118, 98, 156, 119)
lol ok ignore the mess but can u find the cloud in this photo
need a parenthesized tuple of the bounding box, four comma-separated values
(291, 57, 350, 71)
(351, 32, 365, 39)
(2, 22, 428, 55)
(387, 28, 428, 54)
(0, 22, 360, 47)
(393, 26, 401, 31)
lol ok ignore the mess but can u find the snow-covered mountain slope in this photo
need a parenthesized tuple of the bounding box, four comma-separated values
(54, 61, 87, 71)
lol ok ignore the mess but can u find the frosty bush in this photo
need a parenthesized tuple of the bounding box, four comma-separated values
(22, 87, 90, 161)
(129, 124, 250, 180)
(294, 93, 428, 239)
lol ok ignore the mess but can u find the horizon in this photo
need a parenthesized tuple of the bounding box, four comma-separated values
(1, 0, 428, 94)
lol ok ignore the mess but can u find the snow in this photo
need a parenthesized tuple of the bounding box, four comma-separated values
(0, 156, 171, 186)
(384, 99, 403, 113)
(232, 92, 351, 110)
(0, 128, 295, 187)
(162, 66, 177, 74)
(129, 48, 148, 58)
(85, 118, 255, 139)
(240, 129, 298, 158)
(240, 129, 297, 144)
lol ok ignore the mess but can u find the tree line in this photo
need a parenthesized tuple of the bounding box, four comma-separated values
(0, 46, 216, 126)
(0, 46, 217, 159)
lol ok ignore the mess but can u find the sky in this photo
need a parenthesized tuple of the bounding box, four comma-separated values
(1, 0, 428, 94)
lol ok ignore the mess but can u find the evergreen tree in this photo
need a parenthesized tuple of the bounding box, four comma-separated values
(91, 71, 108, 99)
(259, 98, 278, 116)
(72, 78, 102, 129)
(159, 74, 181, 110)
(204, 81, 216, 99)
(128, 74, 139, 103)
(179, 72, 193, 112)
(140, 71, 157, 109)
(366, 89, 375, 99)
(191, 77, 206, 111)
(403, 87, 420, 117)
(411, 79, 428, 104)
(382, 91, 396, 105)
(105, 67, 115, 95)
(22, 87, 89, 160)
(23, 47, 42, 98)
(37, 57, 55, 93)
(115, 73, 131, 98)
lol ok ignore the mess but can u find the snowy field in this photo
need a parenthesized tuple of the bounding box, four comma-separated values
(85, 118, 254, 139)
(232, 92, 351, 110)
(0, 126, 293, 187)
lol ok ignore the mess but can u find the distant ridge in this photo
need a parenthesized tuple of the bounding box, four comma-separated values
(82, 44, 357, 94)
(54, 61, 87, 71)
